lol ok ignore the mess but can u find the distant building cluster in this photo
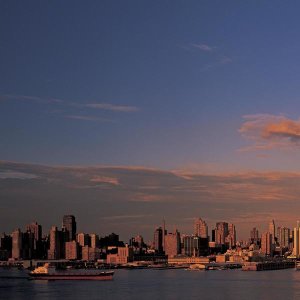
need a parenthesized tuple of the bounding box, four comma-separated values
(0, 216, 299, 265)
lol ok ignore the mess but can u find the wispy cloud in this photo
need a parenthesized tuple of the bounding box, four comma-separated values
(2, 161, 300, 238)
(65, 115, 112, 122)
(85, 103, 139, 112)
(239, 114, 300, 152)
(191, 43, 215, 52)
(0, 170, 38, 180)
(0, 94, 139, 123)
(0, 94, 62, 104)
(90, 176, 119, 185)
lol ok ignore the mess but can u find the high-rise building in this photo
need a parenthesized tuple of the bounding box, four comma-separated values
(65, 241, 80, 260)
(250, 227, 259, 244)
(261, 232, 272, 256)
(277, 227, 290, 249)
(26, 221, 42, 258)
(48, 226, 61, 259)
(292, 222, 300, 258)
(268, 220, 276, 245)
(164, 230, 181, 258)
(226, 224, 236, 249)
(77, 233, 90, 247)
(194, 218, 208, 238)
(62, 215, 76, 241)
(182, 235, 208, 257)
(82, 246, 101, 261)
(11, 228, 22, 259)
(0, 233, 12, 258)
(89, 234, 99, 249)
(153, 227, 163, 254)
(215, 222, 229, 245)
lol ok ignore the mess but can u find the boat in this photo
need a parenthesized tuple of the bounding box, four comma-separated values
(29, 263, 114, 280)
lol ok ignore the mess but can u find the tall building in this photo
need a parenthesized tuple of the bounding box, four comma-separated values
(77, 233, 90, 247)
(261, 232, 272, 256)
(292, 222, 300, 258)
(153, 227, 164, 254)
(65, 241, 80, 260)
(62, 215, 76, 241)
(277, 227, 290, 249)
(215, 222, 229, 245)
(268, 220, 276, 245)
(226, 224, 236, 249)
(182, 235, 208, 257)
(48, 226, 61, 259)
(250, 227, 259, 244)
(194, 218, 208, 238)
(26, 221, 42, 258)
(11, 228, 22, 259)
(89, 234, 99, 248)
(164, 230, 181, 258)
(26, 222, 42, 241)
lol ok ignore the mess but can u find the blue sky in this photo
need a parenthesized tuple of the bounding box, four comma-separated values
(2, 1, 300, 238)
(2, 1, 300, 171)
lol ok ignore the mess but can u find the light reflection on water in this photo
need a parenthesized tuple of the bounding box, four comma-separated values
(1, 268, 300, 300)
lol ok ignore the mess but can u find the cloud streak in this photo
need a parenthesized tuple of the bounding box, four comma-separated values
(239, 114, 300, 151)
(2, 161, 300, 239)
(191, 43, 215, 52)
(65, 115, 112, 122)
(85, 103, 139, 112)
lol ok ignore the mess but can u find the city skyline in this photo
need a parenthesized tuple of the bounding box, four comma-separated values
(2, 2, 300, 241)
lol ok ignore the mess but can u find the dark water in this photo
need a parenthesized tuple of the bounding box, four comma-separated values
(1, 268, 300, 300)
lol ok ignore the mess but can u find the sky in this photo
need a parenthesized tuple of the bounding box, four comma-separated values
(2, 1, 300, 241)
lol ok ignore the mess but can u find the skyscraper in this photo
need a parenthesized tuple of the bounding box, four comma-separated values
(250, 227, 259, 244)
(268, 220, 276, 245)
(164, 230, 181, 258)
(215, 222, 229, 245)
(261, 232, 272, 256)
(194, 218, 208, 238)
(277, 227, 290, 249)
(292, 221, 300, 258)
(226, 223, 236, 249)
(62, 215, 76, 241)
(48, 226, 61, 259)
(11, 228, 22, 259)
(153, 227, 163, 254)
(26, 221, 42, 258)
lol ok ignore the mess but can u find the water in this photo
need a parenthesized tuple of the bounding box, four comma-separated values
(1, 268, 300, 300)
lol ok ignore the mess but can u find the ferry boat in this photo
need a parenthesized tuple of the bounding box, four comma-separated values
(29, 263, 114, 280)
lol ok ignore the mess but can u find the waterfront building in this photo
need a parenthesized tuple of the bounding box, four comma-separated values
(48, 226, 61, 259)
(82, 246, 101, 261)
(164, 230, 181, 258)
(153, 227, 164, 254)
(277, 227, 290, 249)
(90, 234, 99, 248)
(62, 215, 76, 241)
(0, 233, 12, 258)
(182, 235, 208, 256)
(261, 232, 272, 256)
(194, 218, 208, 238)
(106, 245, 134, 264)
(292, 222, 300, 258)
(26, 221, 42, 258)
(77, 233, 90, 247)
(65, 241, 80, 260)
(11, 228, 22, 259)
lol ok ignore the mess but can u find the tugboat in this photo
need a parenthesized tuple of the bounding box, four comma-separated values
(29, 263, 114, 280)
